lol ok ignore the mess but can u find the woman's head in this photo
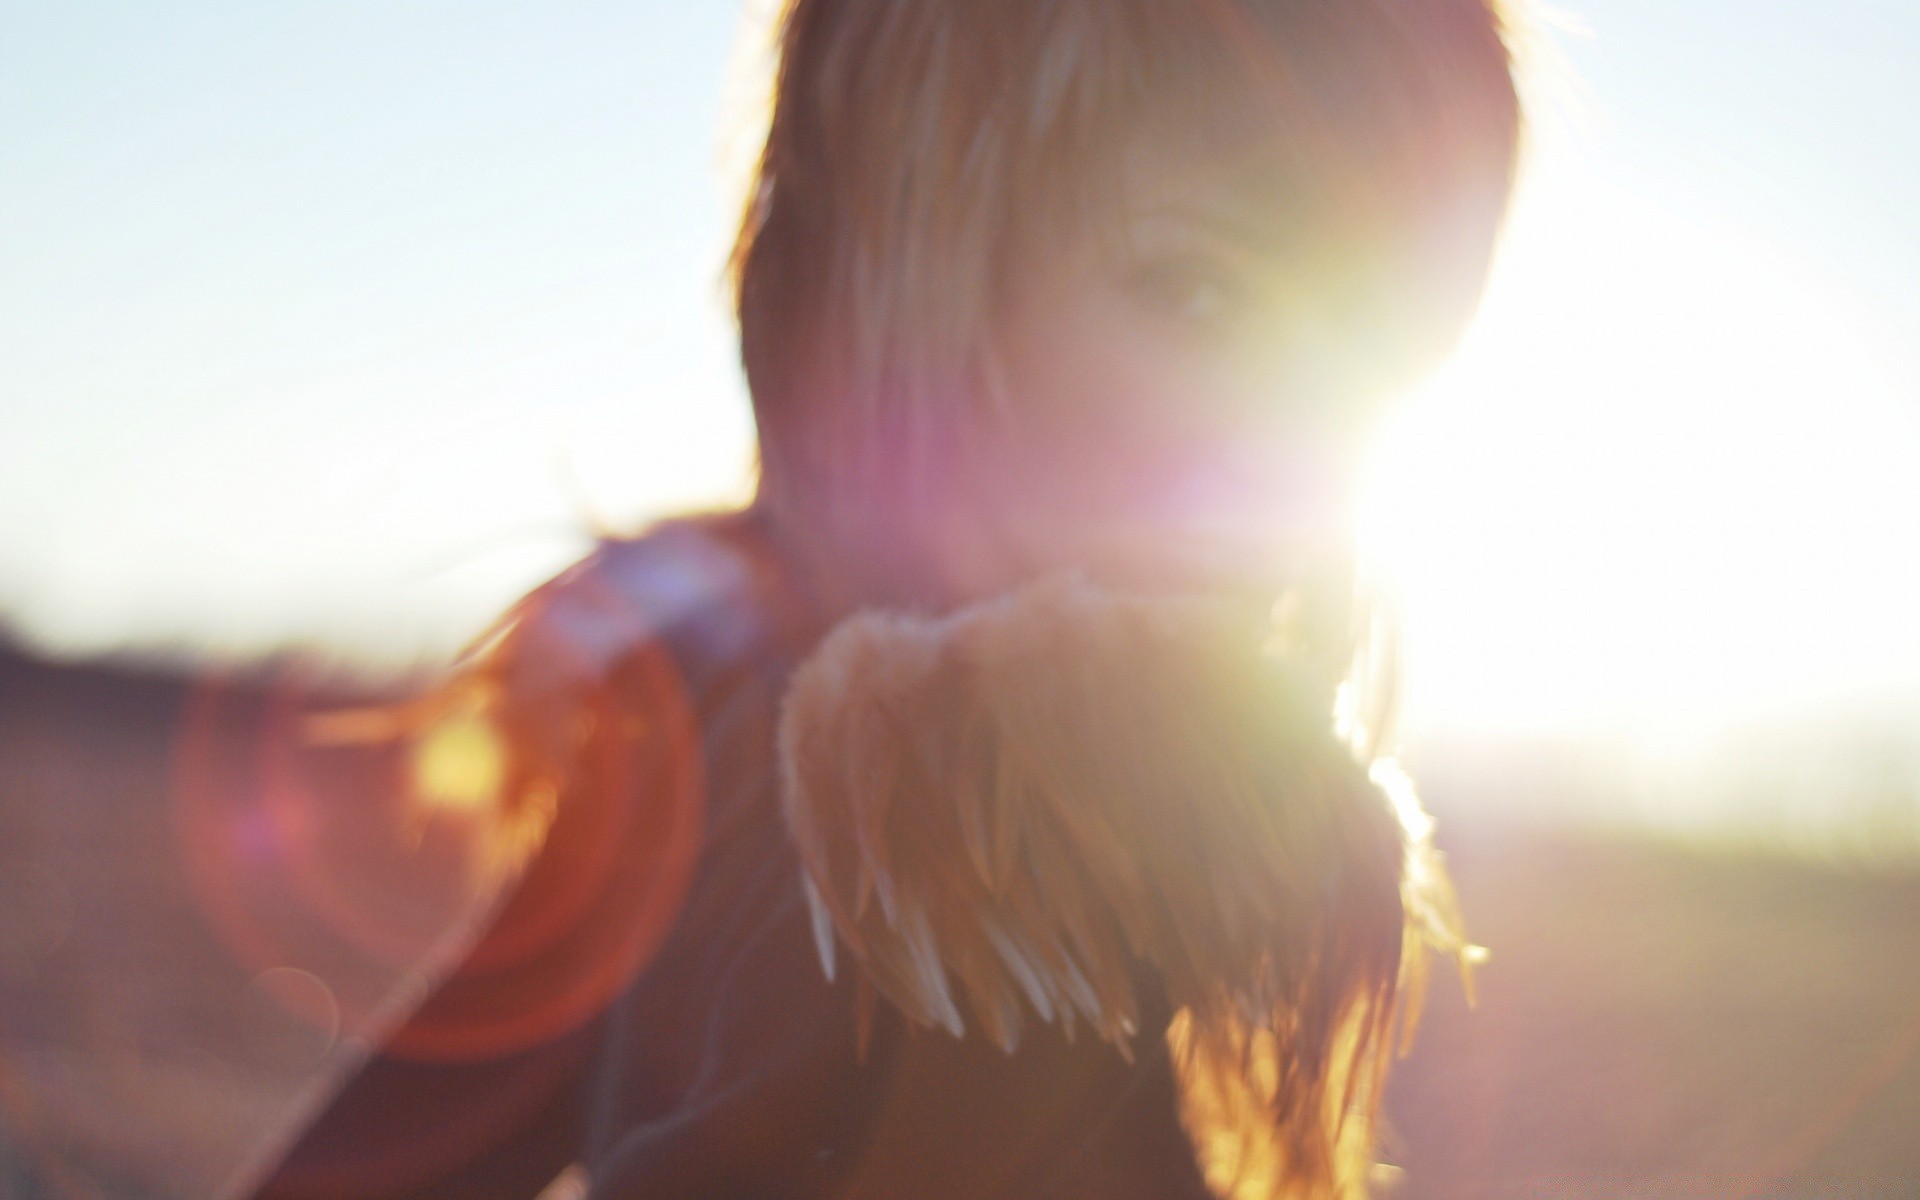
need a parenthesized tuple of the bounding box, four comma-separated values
(734, 0, 1522, 610)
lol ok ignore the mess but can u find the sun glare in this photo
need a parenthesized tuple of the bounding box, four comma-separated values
(1362, 161, 1920, 743)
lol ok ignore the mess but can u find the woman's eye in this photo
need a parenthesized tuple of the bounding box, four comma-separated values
(1123, 256, 1252, 335)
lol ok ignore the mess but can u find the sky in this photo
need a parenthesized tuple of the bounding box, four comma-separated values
(1, 1, 761, 661)
(3, 0, 1918, 743)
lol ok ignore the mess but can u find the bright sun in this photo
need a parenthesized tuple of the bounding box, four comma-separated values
(1361, 159, 1920, 744)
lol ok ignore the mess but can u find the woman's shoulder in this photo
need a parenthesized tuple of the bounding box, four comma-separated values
(359, 507, 824, 1059)
(496, 507, 820, 697)
(434, 506, 822, 893)
(252, 512, 843, 1199)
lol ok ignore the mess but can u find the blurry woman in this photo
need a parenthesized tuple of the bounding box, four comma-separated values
(260, 1, 1523, 1197)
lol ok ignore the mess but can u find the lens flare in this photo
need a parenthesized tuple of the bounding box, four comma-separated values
(410, 709, 506, 815)
(167, 615, 706, 1074)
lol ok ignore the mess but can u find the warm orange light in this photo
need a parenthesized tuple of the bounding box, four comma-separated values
(410, 711, 506, 814)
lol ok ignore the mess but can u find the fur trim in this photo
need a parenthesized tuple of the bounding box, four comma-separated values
(776, 572, 1472, 1198)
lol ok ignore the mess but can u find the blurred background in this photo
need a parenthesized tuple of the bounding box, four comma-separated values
(2, 1, 1917, 1197)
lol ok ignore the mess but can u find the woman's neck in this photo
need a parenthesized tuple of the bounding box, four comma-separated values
(746, 492, 1033, 626)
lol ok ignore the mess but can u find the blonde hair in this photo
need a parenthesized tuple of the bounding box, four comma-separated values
(731, 0, 1524, 569)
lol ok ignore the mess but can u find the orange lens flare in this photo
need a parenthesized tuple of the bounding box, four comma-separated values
(167, 619, 705, 1071)
(409, 710, 506, 816)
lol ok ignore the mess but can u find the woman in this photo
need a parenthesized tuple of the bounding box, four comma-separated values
(260, 1, 1522, 1196)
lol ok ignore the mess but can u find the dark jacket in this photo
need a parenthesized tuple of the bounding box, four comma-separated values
(255, 509, 1214, 1200)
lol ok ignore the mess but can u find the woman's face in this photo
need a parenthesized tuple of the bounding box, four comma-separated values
(964, 145, 1401, 605)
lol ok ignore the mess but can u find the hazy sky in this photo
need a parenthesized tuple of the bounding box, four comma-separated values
(4, 2, 1918, 733)
(3, 1, 758, 661)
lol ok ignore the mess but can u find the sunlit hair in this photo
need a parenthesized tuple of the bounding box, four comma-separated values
(732, 0, 1524, 582)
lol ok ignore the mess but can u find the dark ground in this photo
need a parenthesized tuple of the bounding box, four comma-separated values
(2, 645, 1916, 1199)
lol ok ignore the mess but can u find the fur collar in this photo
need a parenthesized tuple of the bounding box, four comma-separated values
(776, 571, 1470, 1198)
